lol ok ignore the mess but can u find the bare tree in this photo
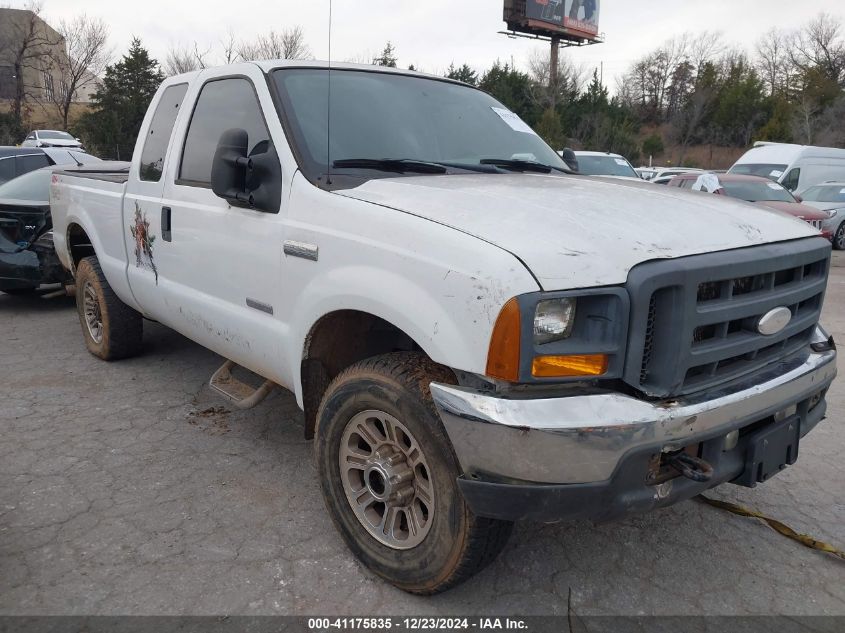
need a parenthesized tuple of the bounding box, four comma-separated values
(755, 28, 791, 96)
(164, 42, 209, 76)
(790, 13, 845, 86)
(220, 29, 238, 65)
(0, 1, 61, 123)
(45, 15, 110, 128)
(526, 47, 585, 110)
(238, 26, 312, 61)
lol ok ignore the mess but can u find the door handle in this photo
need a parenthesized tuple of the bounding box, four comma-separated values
(161, 206, 172, 242)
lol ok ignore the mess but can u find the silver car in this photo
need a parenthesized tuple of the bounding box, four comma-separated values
(798, 181, 845, 250)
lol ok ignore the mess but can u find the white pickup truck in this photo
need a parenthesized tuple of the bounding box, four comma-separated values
(51, 61, 837, 594)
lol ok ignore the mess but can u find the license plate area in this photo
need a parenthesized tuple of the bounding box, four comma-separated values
(734, 415, 800, 487)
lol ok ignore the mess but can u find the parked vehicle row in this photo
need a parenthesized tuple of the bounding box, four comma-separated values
(667, 172, 833, 241)
(42, 61, 836, 594)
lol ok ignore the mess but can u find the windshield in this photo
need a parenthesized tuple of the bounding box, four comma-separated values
(38, 131, 76, 140)
(272, 68, 566, 179)
(800, 185, 845, 204)
(0, 169, 51, 201)
(729, 163, 788, 180)
(721, 180, 795, 203)
(576, 155, 638, 178)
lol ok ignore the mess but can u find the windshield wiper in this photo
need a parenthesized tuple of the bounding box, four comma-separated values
(479, 158, 569, 174)
(332, 158, 447, 174)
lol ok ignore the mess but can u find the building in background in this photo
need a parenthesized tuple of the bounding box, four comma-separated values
(0, 8, 98, 120)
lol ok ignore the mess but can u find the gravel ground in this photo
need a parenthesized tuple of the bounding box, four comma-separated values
(0, 252, 843, 616)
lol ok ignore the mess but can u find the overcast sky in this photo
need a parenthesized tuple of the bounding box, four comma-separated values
(14, 0, 844, 88)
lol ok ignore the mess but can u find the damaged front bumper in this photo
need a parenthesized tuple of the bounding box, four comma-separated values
(0, 230, 66, 291)
(431, 331, 836, 523)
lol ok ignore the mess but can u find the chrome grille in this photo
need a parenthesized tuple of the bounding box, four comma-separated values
(626, 238, 831, 398)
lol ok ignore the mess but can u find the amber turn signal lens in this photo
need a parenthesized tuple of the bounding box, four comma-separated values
(486, 298, 521, 381)
(532, 354, 608, 378)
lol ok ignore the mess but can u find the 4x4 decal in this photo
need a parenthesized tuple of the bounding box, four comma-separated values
(130, 203, 158, 284)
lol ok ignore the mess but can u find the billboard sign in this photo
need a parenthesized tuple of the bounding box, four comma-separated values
(520, 0, 601, 40)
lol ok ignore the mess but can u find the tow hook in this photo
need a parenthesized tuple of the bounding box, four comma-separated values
(667, 452, 714, 483)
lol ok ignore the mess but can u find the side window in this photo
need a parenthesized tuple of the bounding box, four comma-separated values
(179, 78, 271, 186)
(16, 153, 50, 176)
(140, 83, 189, 182)
(0, 157, 14, 183)
(782, 168, 800, 191)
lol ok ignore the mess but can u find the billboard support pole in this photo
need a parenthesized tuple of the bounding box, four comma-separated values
(549, 35, 560, 110)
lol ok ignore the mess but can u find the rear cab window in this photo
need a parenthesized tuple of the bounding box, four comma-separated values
(139, 83, 189, 182)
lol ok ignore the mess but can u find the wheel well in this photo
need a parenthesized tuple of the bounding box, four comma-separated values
(300, 310, 426, 439)
(67, 223, 95, 272)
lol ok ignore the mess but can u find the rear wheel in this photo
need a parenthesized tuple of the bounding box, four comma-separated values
(75, 256, 143, 360)
(834, 221, 845, 251)
(315, 352, 513, 594)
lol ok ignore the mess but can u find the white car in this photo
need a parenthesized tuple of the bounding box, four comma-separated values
(573, 151, 641, 181)
(49, 61, 836, 594)
(798, 181, 845, 249)
(21, 130, 84, 150)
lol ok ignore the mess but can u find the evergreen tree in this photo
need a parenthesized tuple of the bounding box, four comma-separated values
(78, 38, 164, 159)
(374, 42, 398, 68)
(479, 62, 536, 124)
(445, 63, 478, 86)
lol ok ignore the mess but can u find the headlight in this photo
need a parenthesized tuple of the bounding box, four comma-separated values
(487, 290, 628, 383)
(534, 298, 576, 344)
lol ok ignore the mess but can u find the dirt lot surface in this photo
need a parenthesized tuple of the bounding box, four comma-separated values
(1, 253, 843, 616)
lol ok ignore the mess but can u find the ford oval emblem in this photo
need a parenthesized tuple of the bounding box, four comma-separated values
(757, 307, 792, 336)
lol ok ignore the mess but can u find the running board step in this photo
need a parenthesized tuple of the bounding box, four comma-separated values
(209, 360, 275, 409)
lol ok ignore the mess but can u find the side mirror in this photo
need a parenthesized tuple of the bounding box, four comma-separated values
(795, 195, 803, 203)
(211, 128, 282, 213)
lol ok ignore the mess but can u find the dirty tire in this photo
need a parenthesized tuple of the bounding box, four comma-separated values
(315, 351, 513, 594)
(75, 256, 143, 360)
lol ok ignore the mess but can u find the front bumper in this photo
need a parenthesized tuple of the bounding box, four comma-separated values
(431, 340, 836, 523)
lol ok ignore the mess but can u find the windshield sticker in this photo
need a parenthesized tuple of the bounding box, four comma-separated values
(491, 107, 538, 136)
(130, 203, 158, 285)
(767, 183, 783, 190)
(770, 169, 784, 177)
(614, 158, 629, 166)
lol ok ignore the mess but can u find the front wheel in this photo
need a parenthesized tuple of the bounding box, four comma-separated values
(834, 221, 845, 251)
(314, 352, 513, 594)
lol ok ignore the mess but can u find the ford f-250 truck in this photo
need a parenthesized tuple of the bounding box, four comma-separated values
(50, 61, 837, 594)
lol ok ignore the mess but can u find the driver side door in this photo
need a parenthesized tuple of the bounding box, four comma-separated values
(155, 69, 289, 381)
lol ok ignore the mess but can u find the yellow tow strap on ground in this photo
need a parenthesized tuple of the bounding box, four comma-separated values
(698, 495, 845, 562)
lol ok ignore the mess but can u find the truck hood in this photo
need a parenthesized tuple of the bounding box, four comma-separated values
(338, 174, 820, 290)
